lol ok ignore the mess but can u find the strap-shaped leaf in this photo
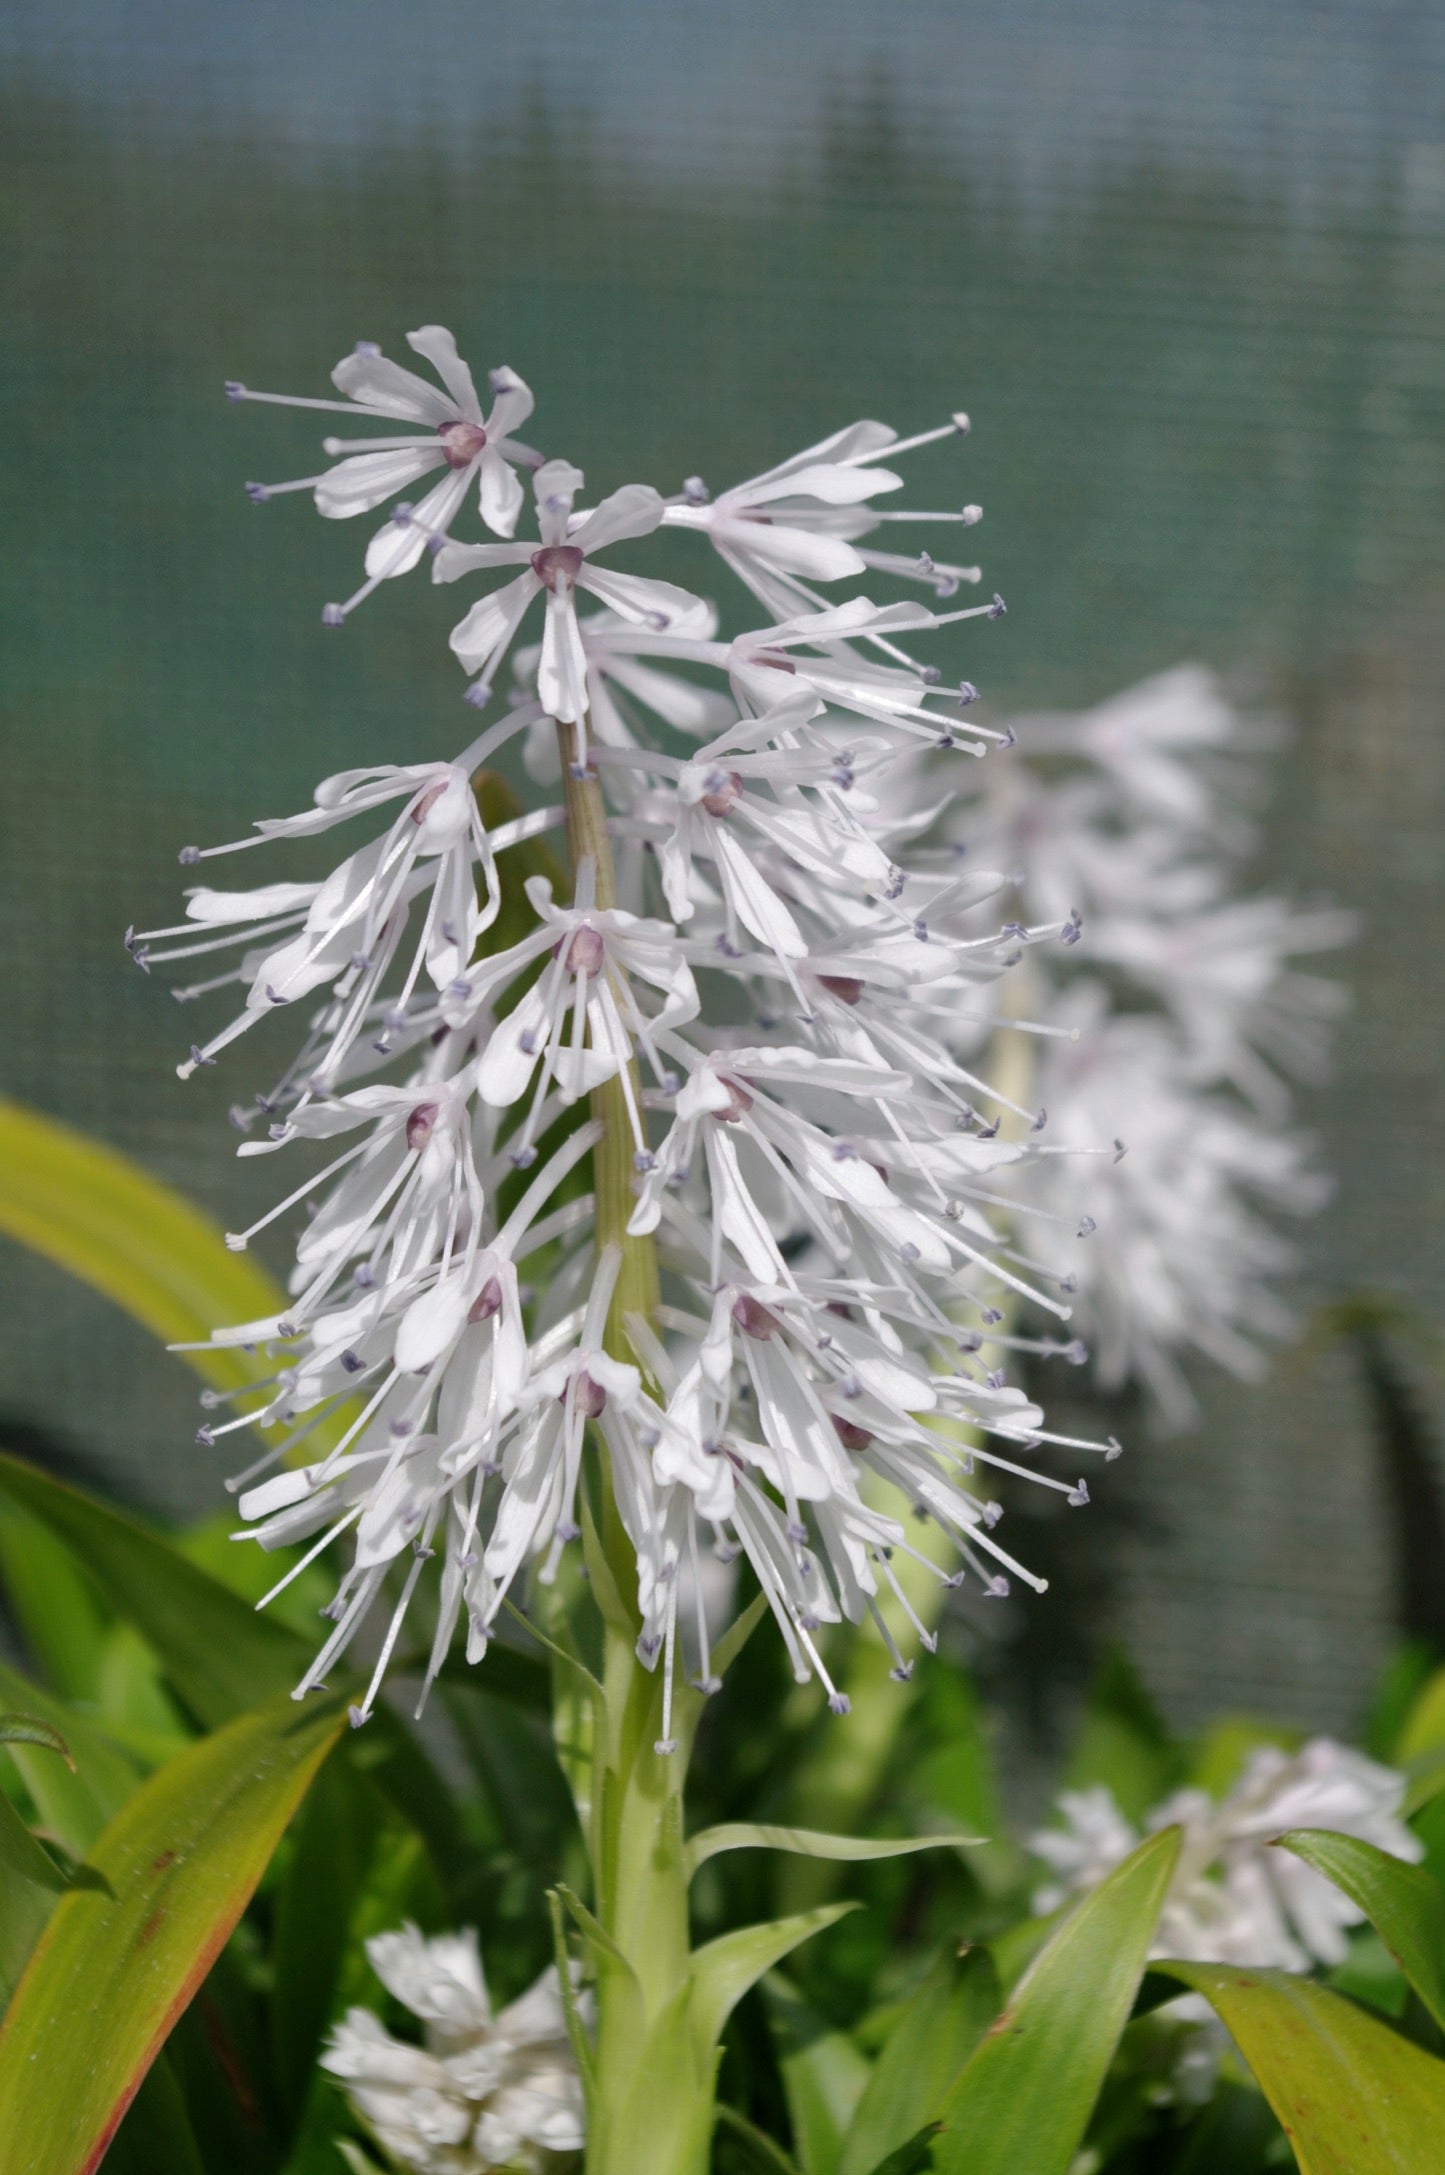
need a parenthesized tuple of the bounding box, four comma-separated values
(685, 1823, 976, 1882)
(0, 1098, 353, 1453)
(714, 2102, 804, 2175)
(1153, 1960, 1445, 2173)
(0, 1713, 73, 1767)
(862, 2131, 943, 2175)
(1276, 1828, 1445, 2031)
(0, 1687, 345, 2175)
(0, 1659, 141, 1856)
(931, 1825, 1182, 2175)
(0, 1099, 283, 1393)
(0, 1792, 67, 2005)
(765, 1976, 871, 2175)
(0, 1451, 304, 1727)
(688, 1904, 858, 2057)
(839, 1948, 998, 2175)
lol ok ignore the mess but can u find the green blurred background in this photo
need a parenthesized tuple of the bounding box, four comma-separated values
(1, 0, 1442, 1748)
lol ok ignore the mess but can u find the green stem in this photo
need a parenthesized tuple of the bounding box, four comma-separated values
(554, 719, 707, 2175)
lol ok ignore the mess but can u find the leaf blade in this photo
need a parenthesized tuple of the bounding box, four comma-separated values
(932, 1825, 1182, 2175)
(1276, 1828, 1445, 2032)
(688, 1905, 859, 2058)
(0, 1451, 304, 1728)
(0, 1687, 345, 2175)
(839, 1948, 998, 2175)
(685, 1824, 976, 1882)
(1154, 1960, 1445, 2173)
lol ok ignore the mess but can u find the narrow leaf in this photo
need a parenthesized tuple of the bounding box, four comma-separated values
(863, 2128, 943, 2175)
(547, 1889, 598, 2099)
(1154, 1960, 1445, 2173)
(0, 1451, 304, 1727)
(688, 1905, 858, 2057)
(686, 1824, 975, 1883)
(714, 2101, 805, 2175)
(766, 1976, 871, 2175)
(1397, 1663, 1445, 1764)
(0, 1099, 355, 1455)
(839, 1948, 998, 2175)
(0, 1687, 345, 2175)
(0, 1713, 73, 1768)
(0, 1099, 286, 1399)
(932, 1825, 1182, 2175)
(1276, 1829, 1445, 2031)
(0, 1658, 141, 1855)
(0, 1792, 67, 2003)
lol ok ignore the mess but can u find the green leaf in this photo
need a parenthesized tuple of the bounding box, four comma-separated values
(687, 1906, 858, 2057)
(1276, 1829, 1445, 2032)
(839, 1948, 999, 2175)
(1399, 1665, 1445, 1764)
(0, 1713, 73, 1767)
(714, 2101, 805, 2175)
(931, 1824, 1182, 2175)
(0, 1098, 286, 1398)
(0, 1791, 67, 2004)
(1403, 1744, 1445, 1819)
(765, 1976, 872, 2175)
(0, 1499, 109, 1702)
(0, 1100, 357, 1458)
(1154, 1960, 1445, 2173)
(861, 2128, 943, 2175)
(685, 1824, 975, 1882)
(0, 1658, 142, 1854)
(0, 1686, 345, 2175)
(0, 1451, 304, 1728)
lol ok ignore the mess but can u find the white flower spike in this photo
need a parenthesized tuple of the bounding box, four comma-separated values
(140, 338, 1125, 1716)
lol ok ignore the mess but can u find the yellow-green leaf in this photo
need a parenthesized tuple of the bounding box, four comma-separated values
(1154, 1960, 1445, 2173)
(1276, 1830, 1445, 2032)
(0, 1099, 354, 1456)
(0, 1098, 281, 1389)
(0, 1687, 345, 2175)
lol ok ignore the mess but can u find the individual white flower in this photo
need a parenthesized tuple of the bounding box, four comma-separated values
(322, 1926, 588, 2173)
(227, 328, 541, 621)
(127, 715, 546, 1091)
(434, 462, 702, 729)
(1032, 1738, 1423, 1974)
(664, 414, 984, 622)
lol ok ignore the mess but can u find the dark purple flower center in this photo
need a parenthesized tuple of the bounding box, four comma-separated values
(531, 543, 585, 591)
(437, 420, 488, 470)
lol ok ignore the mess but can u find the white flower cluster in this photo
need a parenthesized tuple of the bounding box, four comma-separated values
(134, 327, 1119, 1730)
(1031, 1737, 1422, 1971)
(323, 1925, 587, 2173)
(891, 667, 1352, 1425)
